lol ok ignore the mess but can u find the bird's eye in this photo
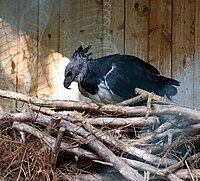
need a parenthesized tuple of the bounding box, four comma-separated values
(66, 71, 72, 77)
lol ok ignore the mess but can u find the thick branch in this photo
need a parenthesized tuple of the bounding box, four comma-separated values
(60, 120, 144, 181)
(86, 116, 159, 127)
(59, 116, 177, 167)
(1, 89, 200, 120)
(12, 121, 98, 160)
(51, 127, 65, 168)
(0, 112, 33, 122)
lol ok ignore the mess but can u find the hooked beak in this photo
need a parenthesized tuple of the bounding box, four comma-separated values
(63, 78, 73, 89)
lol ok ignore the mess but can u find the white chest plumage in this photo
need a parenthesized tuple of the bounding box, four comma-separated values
(86, 81, 123, 104)
(82, 64, 123, 104)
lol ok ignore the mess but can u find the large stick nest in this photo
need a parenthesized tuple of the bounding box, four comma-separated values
(0, 88, 200, 181)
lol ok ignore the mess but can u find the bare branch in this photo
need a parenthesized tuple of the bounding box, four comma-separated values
(12, 121, 99, 160)
(51, 127, 66, 168)
(60, 120, 144, 181)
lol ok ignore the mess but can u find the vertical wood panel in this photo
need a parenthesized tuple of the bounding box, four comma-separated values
(37, 1, 60, 99)
(59, 0, 103, 58)
(59, 0, 80, 57)
(0, 1, 39, 111)
(110, 0, 125, 54)
(102, 0, 124, 55)
(41, 3, 60, 52)
(16, 2, 40, 110)
(125, 0, 149, 60)
(79, 0, 103, 58)
(148, 0, 172, 76)
(0, 4, 18, 111)
(1, 0, 200, 108)
(172, 0, 195, 106)
(194, 0, 200, 107)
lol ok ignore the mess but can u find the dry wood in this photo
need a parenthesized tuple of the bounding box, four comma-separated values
(0, 112, 34, 122)
(116, 94, 148, 106)
(135, 88, 172, 103)
(86, 116, 159, 126)
(59, 119, 144, 181)
(7, 108, 194, 167)
(1, 89, 199, 181)
(7, 112, 182, 179)
(29, 109, 175, 167)
(1, 89, 200, 120)
(57, 112, 177, 167)
(73, 172, 137, 181)
(123, 158, 183, 181)
(153, 119, 178, 133)
(95, 157, 183, 180)
(0, 111, 159, 128)
(0, 105, 3, 113)
(133, 144, 164, 154)
(51, 127, 65, 168)
(163, 152, 200, 174)
(73, 173, 115, 181)
(138, 124, 200, 145)
(12, 120, 144, 180)
(47, 114, 62, 133)
(174, 169, 200, 179)
(79, 117, 177, 167)
(145, 92, 154, 118)
(9, 114, 171, 179)
(12, 121, 99, 160)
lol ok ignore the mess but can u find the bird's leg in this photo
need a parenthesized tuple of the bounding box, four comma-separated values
(145, 92, 154, 118)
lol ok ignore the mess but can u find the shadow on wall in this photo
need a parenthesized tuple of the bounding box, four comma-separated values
(0, 0, 89, 113)
(36, 53, 90, 103)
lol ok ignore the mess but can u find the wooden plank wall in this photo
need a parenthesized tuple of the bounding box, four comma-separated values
(0, 0, 200, 111)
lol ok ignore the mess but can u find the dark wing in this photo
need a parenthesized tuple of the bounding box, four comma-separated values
(104, 55, 179, 99)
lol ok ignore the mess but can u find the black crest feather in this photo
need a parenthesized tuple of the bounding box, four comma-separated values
(72, 45, 92, 59)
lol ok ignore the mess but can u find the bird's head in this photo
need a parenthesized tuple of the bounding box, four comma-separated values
(63, 45, 92, 89)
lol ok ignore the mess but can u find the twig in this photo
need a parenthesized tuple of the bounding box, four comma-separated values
(163, 152, 199, 174)
(133, 144, 164, 154)
(12, 121, 99, 160)
(1, 89, 200, 120)
(143, 124, 200, 144)
(135, 88, 172, 103)
(123, 158, 183, 181)
(132, 119, 179, 145)
(153, 119, 178, 134)
(86, 116, 160, 127)
(60, 120, 144, 181)
(116, 94, 148, 106)
(0, 111, 159, 128)
(145, 92, 154, 118)
(81, 118, 182, 180)
(63, 114, 177, 167)
(73, 173, 122, 181)
(185, 160, 195, 181)
(12, 121, 144, 180)
(47, 114, 61, 133)
(0, 112, 34, 122)
(51, 127, 66, 168)
(30, 109, 175, 167)
(82, 122, 177, 167)
(174, 169, 200, 179)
